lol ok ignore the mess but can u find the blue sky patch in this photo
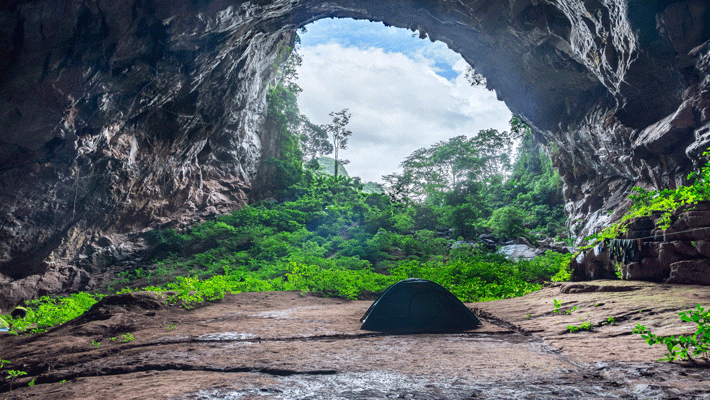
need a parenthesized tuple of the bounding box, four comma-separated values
(300, 18, 464, 81)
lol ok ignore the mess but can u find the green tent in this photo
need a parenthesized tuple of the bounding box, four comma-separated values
(360, 278, 481, 333)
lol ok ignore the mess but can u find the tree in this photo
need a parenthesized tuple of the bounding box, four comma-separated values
(263, 46, 305, 192)
(488, 205, 527, 238)
(384, 129, 514, 203)
(299, 116, 333, 163)
(324, 109, 353, 179)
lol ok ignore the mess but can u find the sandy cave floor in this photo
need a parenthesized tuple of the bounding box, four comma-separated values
(1, 280, 710, 399)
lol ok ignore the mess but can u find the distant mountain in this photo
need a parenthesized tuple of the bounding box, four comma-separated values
(362, 181, 385, 195)
(313, 157, 349, 178)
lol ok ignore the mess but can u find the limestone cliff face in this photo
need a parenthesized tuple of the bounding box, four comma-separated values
(0, 0, 709, 303)
(0, 0, 291, 285)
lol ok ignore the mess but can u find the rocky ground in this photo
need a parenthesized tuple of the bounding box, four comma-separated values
(1, 280, 710, 399)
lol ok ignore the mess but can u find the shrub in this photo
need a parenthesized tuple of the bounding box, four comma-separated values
(487, 205, 527, 238)
(633, 304, 709, 363)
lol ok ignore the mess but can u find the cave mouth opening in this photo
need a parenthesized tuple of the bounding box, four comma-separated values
(292, 17, 512, 185)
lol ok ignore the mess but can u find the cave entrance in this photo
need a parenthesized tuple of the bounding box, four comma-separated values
(292, 18, 512, 184)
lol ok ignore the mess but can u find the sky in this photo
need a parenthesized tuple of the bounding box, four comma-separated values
(295, 18, 512, 183)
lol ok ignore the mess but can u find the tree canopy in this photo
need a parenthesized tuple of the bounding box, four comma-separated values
(382, 116, 565, 240)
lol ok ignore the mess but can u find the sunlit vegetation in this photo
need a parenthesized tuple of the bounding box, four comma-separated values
(384, 116, 566, 241)
(0, 172, 571, 333)
(130, 175, 571, 306)
(0, 42, 574, 335)
(1, 292, 100, 334)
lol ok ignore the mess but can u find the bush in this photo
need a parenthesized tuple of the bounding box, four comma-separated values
(488, 205, 527, 239)
(517, 251, 573, 282)
(3, 292, 101, 334)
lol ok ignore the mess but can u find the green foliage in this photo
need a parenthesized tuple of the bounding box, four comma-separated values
(487, 205, 526, 238)
(384, 130, 513, 203)
(382, 117, 565, 240)
(3, 292, 101, 334)
(633, 304, 710, 363)
(517, 251, 572, 283)
(265, 81, 304, 191)
(553, 299, 562, 313)
(5, 370, 26, 379)
(90, 340, 100, 349)
(5, 369, 27, 391)
(550, 259, 572, 282)
(3, 108, 575, 336)
(133, 249, 541, 304)
(567, 321, 593, 332)
(301, 117, 333, 162)
(0, 360, 10, 368)
(7, 169, 572, 335)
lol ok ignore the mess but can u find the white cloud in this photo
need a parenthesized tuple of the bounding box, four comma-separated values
(296, 41, 512, 183)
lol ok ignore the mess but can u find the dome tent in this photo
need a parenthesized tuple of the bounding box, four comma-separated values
(360, 278, 481, 333)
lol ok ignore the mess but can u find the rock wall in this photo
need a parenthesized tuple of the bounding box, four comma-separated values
(1, 0, 710, 305)
(0, 0, 291, 284)
(571, 201, 710, 284)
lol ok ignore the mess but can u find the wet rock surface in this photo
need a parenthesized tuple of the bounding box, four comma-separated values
(2, 282, 710, 399)
(2, 0, 710, 301)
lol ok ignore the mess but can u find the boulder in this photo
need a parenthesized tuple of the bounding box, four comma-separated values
(498, 244, 540, 261)
(671, 241, 701, 258)
(695, 240, 710, 258)
(666, 260, 710, 285)
(658, 243, 685, 272)
(676, 211, 710, 229)
(624, 257, 665, 282)
(0, 264, 94, 312)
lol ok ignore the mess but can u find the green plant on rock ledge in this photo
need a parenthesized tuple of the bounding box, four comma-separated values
(583, 149, 710, 248)
(633, 304, 709, 363)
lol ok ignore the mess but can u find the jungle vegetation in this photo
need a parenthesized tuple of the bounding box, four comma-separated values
(1, 46, 574, 334)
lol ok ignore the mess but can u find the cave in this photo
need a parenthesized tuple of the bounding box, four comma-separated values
(1, 0, 709, 304)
